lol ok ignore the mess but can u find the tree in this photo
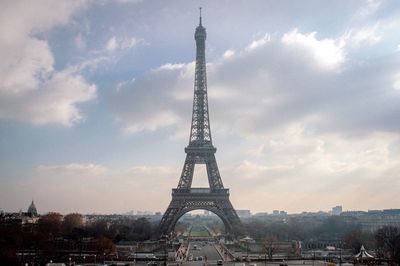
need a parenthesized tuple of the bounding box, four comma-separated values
(38, 212, 63, 238)
(343, 230, 364, 253)
(62, 213, 83, 237)
(93, 236, 116, 254)
(263, 236, 278, 260)
(375, 226, 400, 264)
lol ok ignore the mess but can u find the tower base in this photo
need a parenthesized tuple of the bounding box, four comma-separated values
(159, 188, 242, 235)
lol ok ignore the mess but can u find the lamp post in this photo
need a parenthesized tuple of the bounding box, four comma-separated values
(265, 253, 267, 266)
(247, 242, 249, 260)
(83, 255, 85, 265)
(69, 257, 71, 266)
(163, 234, 168, 266)
(94, 254, 96, 265)
(103, 252, 106, 264)
(312, 251, 315, 266)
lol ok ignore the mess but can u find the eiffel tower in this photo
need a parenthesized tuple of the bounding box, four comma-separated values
(159, 10, 242, 236)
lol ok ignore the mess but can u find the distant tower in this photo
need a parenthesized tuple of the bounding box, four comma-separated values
(159, 9, 242, 236)
(27, 200, 38, 216)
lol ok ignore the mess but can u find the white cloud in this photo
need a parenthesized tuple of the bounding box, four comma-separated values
(223, 49, 235, 58)
(0, 38, 54, 93)
(353, 0, 382, 20)
(105, 36, 144, 52)
(282, 29, 345, 70)
(0, 0, 96, 126)
(246, 33, 271, 51)
(37, 163, 107, 175)
(112, 27, 400, 137)
(345, 23, 382, 48)
(106, 36, 118, 51)
(158, 63, 187, 71)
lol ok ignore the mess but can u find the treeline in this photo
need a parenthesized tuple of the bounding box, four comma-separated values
(0, 212, 157, 265)
(244, 216, 360, 241)
(241, 216, 400, 264)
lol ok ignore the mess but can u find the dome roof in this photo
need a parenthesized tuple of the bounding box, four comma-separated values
(27, 200, 38, 216)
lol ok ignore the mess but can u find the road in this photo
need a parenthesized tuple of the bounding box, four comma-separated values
(187, 241, 222, 263)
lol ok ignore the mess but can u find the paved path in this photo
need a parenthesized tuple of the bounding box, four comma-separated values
(187, 241, 222, 263)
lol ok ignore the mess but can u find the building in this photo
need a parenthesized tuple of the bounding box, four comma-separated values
(236, 210, 251, 218)
(341, 209, 400, 232)
(27, 200, 38, 216)
(331, 205, 342, 215)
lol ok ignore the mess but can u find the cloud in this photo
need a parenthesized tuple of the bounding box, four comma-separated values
(282, 29, 345, 70)
(106, 36, 118, 51)
(111, 27, 400, 138)
(108, 25, 400, 213)
(0, 0, 96, 126)
(105, 36, 144, 52)
(0, 68, 96, 126)
(37, 163, 107, 175)
(111, 62, 194, 133)
(346, 24, 382, 47)
(246, 33, 271, 51)
(225, 128, 400, 212)
(353, 0, 382, 20)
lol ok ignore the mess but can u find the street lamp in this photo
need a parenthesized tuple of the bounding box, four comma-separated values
(247, 241, 249, 260)
(94, 254, 97, 265)
(83, 255, 86, 265)
(162, 234, 168, 266)
(103, 252, 106, 264)
(69, 257, 71, 266)
(312, 251, 315, 266)
(265, 253, 267, 266)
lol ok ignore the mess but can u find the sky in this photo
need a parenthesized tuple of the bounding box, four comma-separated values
(0, 0, 400, 215)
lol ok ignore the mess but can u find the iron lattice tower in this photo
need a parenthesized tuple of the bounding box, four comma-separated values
(159, 11, 242, 235)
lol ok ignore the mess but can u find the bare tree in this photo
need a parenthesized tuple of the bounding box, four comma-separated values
(263, 236, 278, 260)
(375, 226, 400, 264)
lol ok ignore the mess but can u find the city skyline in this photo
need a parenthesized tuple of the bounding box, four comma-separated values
(1, 0, 400, 214)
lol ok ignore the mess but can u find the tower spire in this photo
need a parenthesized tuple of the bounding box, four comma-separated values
(199, 7, 202, 25)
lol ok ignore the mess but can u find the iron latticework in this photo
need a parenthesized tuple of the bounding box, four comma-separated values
(159, 12, 242, 235)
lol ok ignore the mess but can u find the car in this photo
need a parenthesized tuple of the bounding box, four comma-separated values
(147, 262, 158, 266)
(217, 260, 223, 265)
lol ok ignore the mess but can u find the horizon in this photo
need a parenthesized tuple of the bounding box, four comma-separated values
(4, 200, 399, 216)
(1, 0, 400, 215)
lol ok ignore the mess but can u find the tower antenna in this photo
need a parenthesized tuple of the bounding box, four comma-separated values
(199, 7, 202, 25)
